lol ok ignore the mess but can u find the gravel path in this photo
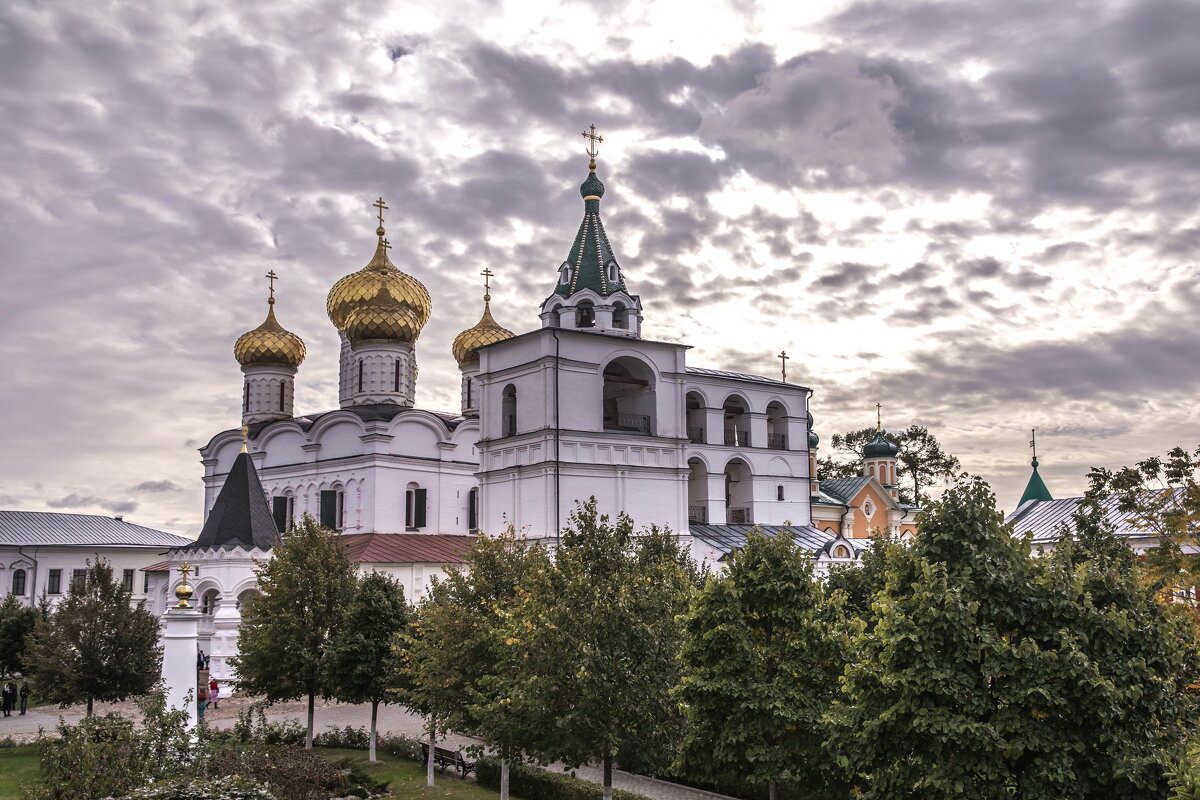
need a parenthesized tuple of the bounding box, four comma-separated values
(2, 695, 736, 800)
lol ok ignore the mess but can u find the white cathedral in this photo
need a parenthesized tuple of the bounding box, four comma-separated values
(151, 146, 895, 679)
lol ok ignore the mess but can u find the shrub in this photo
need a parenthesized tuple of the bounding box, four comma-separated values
(119, 776, 276, 800)
(313, 725, 372, 750)
(476, 758, 650, 800)
(225, 705, 306, 746)
(376, 734, 422, 762)
(197, 744, 346, 800)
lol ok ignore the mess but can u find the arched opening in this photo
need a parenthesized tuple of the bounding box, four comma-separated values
(687, 458, 708, 523)
(766, 401, 788, 450)
(548, 304, 562, 329)
(685, 391, 706, 444)
(558, 262, 571, 286)
(406, 482, 427, 530)
(11, 568, 26, 596)
(602, 357, 656, 435)
(576, 299, 596, 328)
(468, 487, 479, 533)
(501, 384, 517, 437)
(833, 545, 851, 559)
(200, 588, 220, 616)
(612, 300, 627, 329)
(722, 395, 751, 447)
(607, 261, 619, 283)
(237, 588, 262, 613)
(724, 458, 753, 524)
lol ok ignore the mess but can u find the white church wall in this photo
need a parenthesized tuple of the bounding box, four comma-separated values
(0, 545, 169, 609)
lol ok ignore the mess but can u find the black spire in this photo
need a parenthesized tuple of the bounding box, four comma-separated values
(192, 452, 278, 551)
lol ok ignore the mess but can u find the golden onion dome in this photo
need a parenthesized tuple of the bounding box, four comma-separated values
(234, 299, 306, 368)
(345, 284, 424, 344)
(452, 298, 515, 366)
(326, 226, 431, 343)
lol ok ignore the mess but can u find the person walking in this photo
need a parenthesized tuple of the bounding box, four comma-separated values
(18, 679, 29, 715)
(197, 680, 209, 723)
(1, 681, 14, 717)
(208, 677, 219, 709)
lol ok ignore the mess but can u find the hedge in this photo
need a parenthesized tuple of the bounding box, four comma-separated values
(476, 758, 650, 800)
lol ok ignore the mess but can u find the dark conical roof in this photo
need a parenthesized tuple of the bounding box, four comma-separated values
(192, 452, 278, 551)
(863, 430, 898, 458)
(554, 161, 627, 298)
(1018, 457, 1054, 505)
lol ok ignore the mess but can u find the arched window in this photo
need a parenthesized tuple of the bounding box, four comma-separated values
(607, 261, 618, 283)
(358, 360, 365, 393)
(243, 383, 250, 413)
(722, 395, 751, 447)
(200, 589, 220, 615)
(612, 301, 627, 329)
(278, 381, 285, 412)
(685, 391, 706, 444)
(548, 306, 562, 328)
(577, 300, 596, 328)
(559, 262, 571, 286)
(724, 458, 752, 524)
(406, 483, 427, 530)
(766, 401, 788, 449)
(602, 357, 656, 435)
(687, 458, 708, 523)
(833, 545, 850, 559)
(394, 360, 401, 393)
(777, 485, 785, 501)
(466, 376, 473, 408)
(11, 568, 26, 596)
(468, 487, 479, 532)
(501, 384, 517, 437)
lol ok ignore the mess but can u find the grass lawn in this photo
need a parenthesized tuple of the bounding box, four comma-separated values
(0, 745, 40, 799)
(316, 747, 524, 799)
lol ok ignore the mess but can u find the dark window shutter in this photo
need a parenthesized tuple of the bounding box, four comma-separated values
(273, 496, 289, 533)
(413, 488, 427, 529)
(320, 490, 338, 529)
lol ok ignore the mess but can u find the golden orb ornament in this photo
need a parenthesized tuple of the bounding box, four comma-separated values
(452, 298, 515, 366)
(173, 564, 195, 610)
(234, 299, 307, 367)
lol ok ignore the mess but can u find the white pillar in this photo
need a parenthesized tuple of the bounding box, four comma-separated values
(162, 607, 201, 729)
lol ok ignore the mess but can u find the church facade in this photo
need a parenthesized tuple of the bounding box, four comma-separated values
(160, 146, 909, 678)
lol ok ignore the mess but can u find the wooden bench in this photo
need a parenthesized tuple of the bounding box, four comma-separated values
(420, 742, 476, 779)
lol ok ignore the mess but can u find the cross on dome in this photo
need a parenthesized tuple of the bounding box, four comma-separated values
(265, 270, 278, 303)
(582, 123, 603, 159)
(373, 197, 388, 227)
(778, 350, 789, 382)
(481, 267, 494, 301)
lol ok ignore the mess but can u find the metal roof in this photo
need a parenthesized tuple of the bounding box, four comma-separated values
(685, 367, 809, 392)
(820, 476, 871, 504)
(341, 532, 475, 564)
(0, 511, 192, 548)
(689, 523, 845, 558)
(1005, 491, 1183, 543)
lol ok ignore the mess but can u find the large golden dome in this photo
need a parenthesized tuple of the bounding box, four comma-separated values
(234, 299, 306, 367)
(452, 299, 515, 366)
(327, 226, 431, 343)
(345, 285, 424, 344)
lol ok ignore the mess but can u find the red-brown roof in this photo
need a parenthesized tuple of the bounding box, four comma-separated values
(142, 561, 173, 572)
(341, 533, 475, 564)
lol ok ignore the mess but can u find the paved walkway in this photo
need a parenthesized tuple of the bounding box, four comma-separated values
(1, 695, 735, 800)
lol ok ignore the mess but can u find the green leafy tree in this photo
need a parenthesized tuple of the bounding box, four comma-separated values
(514, 499, 696, 800)
(0, 593, 40, 677)
(832, 478, 1199, 799)
(820, 424, 961, 505)
(323, 570, 412, 762)
(23, 559, 161, 716)
(675, 529, 855, 800)
(824, 534, 900, 630)
(408, 528, 556, 800)
(231, 513, 356, 749)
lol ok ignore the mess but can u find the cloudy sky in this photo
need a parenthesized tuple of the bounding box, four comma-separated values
(2, 0, 1198, 536)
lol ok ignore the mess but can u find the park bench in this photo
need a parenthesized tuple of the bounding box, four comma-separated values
(420, 742, 476, 779)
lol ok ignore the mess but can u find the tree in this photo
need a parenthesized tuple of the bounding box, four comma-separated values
(674, 529, 854, 800)
(408, 528, 556, 800)
(832, 478, 1199, 799)
(0, 594, 41, 677)
(824, 534, 899, 631)
(23, 559, 161, 715)
(231, 513, 356, 749)
(820, 425, 961, 506)
(514, 499, 696, 800)
(323, 570, 412, 762)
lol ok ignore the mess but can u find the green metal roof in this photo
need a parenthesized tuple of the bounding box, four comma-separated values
(1018, 457, 1054, 505)
(555, 164, 627, 298)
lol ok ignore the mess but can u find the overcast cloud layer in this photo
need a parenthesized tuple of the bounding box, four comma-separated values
(2, 0, 1197, 536)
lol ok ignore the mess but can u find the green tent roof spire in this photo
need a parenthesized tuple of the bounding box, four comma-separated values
(554, 126, 628, 298)
(1018, 432, 1054, 506)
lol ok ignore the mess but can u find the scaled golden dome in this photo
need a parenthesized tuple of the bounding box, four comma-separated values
(452, 300, 515, 366)
(345, 286, 424, 344)
(234, 301, 307, 367)
(326, 233, 432, 343)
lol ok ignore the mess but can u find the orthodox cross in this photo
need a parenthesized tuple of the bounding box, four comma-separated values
(777, 350, 789, 382)
(265, 270, 278, 301)
(1029, 428, 1038, 460)
(481, 267, 494, 300)
(382, 238, 392, 252)
(876, 402, 883, 431)
(582, 123, 604, 158)
(373, 196, 388, 227)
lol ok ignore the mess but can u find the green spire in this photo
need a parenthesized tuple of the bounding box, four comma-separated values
(1018, 456, 1054, 505)
(555, 156, 626, 298)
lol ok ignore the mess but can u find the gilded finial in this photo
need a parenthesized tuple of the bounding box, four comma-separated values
(481, 267, 494, 304)
(174, 563, 195, 609)
(373, 197, 388, 238)
(265, 270, 278, 305)
(777, 350, 789, 382)
(876, 402, 883, 432)
(240, 425, 249, 454)
(1029, 428, 1038, 465)
(582, 123, 603, 170)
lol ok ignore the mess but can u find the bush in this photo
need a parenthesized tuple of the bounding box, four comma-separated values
(224, 705, 306, 746)
(376, 734, 422, 762)
(477, 758, 650, 800)
(312, 725, 372, 749)
(119, 776, 276, 800)
(197, 744, 347, 800)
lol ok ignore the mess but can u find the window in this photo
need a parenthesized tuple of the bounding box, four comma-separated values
(465, 377, 473, 408)
(320, 489, 344, 531)
(122, 569, 135, 592)
(358, 360, 364, 393)
(394, 360, 401, 393)
(11, 569, 26, 596)
(72, 569, 87, 588)
(558, 262, 571, 285)
(406, 487, 428, 530)
(201, 589, 219, 616)
(834, 545, 851, 559)
(243, 383, 250, 412)
(468, 487, 478, 533)
(278, 381, 285, 411)
(863, 501, 874, 516)
(48, 569, 62, 595)
(273, 495, 294, 533)
(776, 485, 785, 501)
(501, 384, 517, 437)
(142, 571, 150, 594)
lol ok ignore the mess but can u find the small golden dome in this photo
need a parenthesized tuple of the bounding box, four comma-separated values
(234, 299, 307, 367)
(452, 299, 515, 366)
(345, 285, 424, 344)
(327, 235, 431, 343)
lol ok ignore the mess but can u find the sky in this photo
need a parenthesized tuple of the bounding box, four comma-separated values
(1, 0, 1198, 537)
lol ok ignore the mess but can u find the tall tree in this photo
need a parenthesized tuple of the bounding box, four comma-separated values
(0, 594, 40, 677)
(823, 533, 900, 631)
(408, 528, 556, 800)
(675, 529, 854, 800)
(231, 513, 356, 749)
(820, 425, 961, 505)
(23, 560, 161, 715)
(515, 499, 696, 800)
(323, 570, 412, 762)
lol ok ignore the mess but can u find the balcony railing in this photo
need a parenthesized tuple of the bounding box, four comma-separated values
(724, 429, 751, 447)
(687, 426, 705, 444)
(727, 506, 753, 524)
(688, 505, 708, 523)
(605, 413, 651, 435)
(767, 433, 787, 450)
